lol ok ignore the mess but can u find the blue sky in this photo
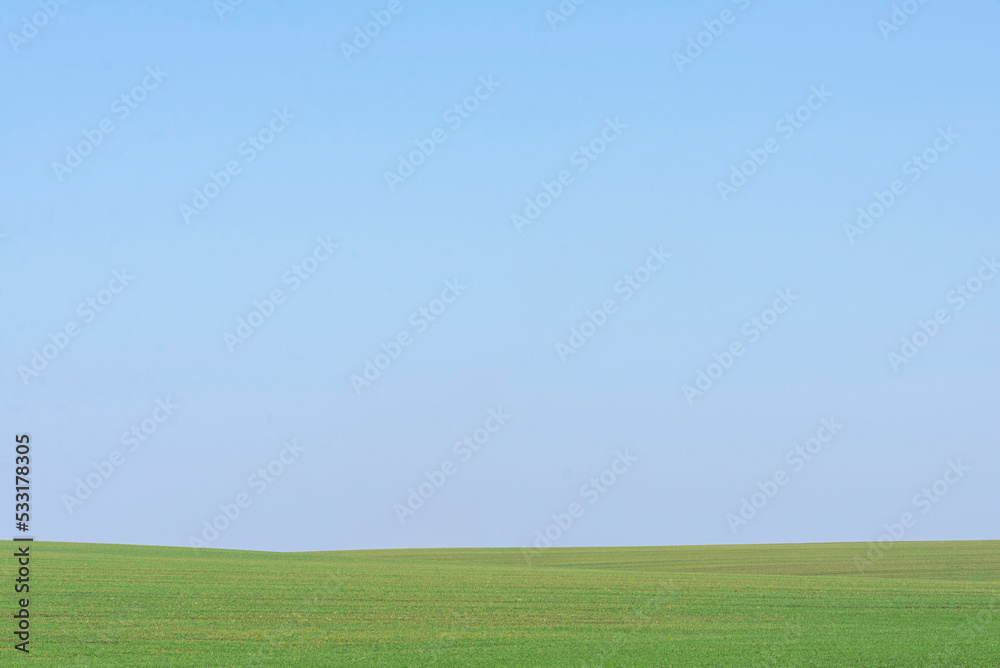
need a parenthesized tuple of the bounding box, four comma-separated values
(2, 0, 998, 552)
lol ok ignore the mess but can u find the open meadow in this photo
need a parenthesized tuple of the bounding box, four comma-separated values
(2, 540, 998, 666)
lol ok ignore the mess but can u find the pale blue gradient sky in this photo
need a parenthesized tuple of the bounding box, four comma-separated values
(1, 0, 998, 552)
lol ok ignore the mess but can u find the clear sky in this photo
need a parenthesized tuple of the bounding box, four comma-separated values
(2, 0, 998, 552)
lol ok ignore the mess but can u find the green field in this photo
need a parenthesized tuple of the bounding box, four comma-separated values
(2, 540, 998, 666)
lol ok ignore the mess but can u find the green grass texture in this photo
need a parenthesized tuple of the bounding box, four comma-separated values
(2, 540, 998, 666)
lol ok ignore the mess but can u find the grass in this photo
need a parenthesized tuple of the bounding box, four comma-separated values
(1, 540, 998, 666)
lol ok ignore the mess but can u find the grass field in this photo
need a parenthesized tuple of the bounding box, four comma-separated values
(1, 540, 998, 666)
